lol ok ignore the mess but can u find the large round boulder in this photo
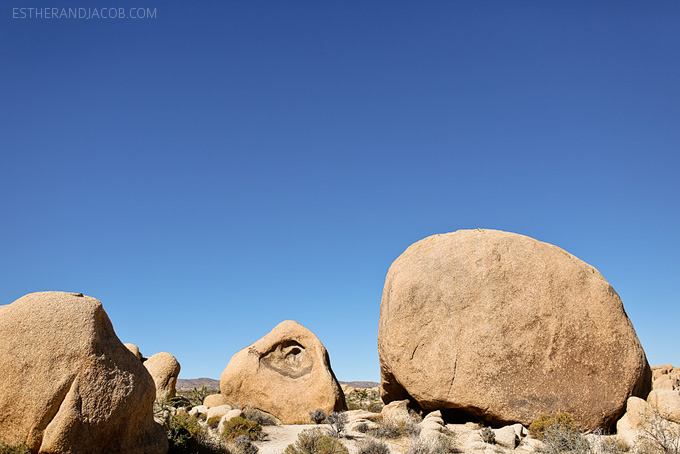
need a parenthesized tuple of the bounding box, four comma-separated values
(220, 320, 346, 423)
(0, 292, 168, 454)
(378, 229, 651, 431)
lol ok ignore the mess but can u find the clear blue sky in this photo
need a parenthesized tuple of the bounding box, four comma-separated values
(1, 1, 678, 382)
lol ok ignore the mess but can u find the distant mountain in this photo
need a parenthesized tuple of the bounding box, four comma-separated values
(177, 378, 379, 391)
(176, 378, 220, 391)
(339, 381, 379, 388)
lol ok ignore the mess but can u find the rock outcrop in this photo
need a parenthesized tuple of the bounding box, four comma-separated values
(0, 291, 167, 454)
(144, 352, 181, 400)
(378, 229, 651, 431)
(124, 343, 143, 360)
(220, 320, 346, 424)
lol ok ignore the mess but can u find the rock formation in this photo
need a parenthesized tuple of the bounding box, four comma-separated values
(0, 291, 167, 454)
(144, 352, 181, 400)
(124, 343, 143, 360)
(378, 229, 651, 431)
(220, 320, 346, 423)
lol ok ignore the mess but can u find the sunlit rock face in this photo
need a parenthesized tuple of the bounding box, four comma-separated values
(378, 229, 651, 431)
(220, 320, 346, 423)
(0, 291, 168, 454)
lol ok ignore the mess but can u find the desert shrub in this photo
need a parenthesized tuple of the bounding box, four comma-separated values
(536, 419, 590, 454)
(405, 436, 460, 454)
(635, 412, 680, 454)
(189, 386, 212, 407)
(586, 430, 628, 454)
(0, 441, 31, 454)
(355, 422, 369, 433)
(165, 412, 208, 453)
(221, 416, 263, 441)
(283, 428, 349, 454)
(232, 434, 259, 454)
(367, 416, 421, 440)
(529, 412, 579, 440)
(480, 427, 495, 444)
(207, 415, 222, 428)
(357, 437, 390, 454)
(309, 408, 327, 424)
(170, 395, 192, 408)
(243, 406, 278, 426)
(154, 398, 174, 422)
(326, 412, 348, 438)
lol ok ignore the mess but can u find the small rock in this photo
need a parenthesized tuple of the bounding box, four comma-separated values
(203, 393, 229, 408)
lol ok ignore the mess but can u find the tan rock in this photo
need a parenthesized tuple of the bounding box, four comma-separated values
(378, 229, 651, 431)
(203, 393, 229, 408)
(0, 291, 167, 454)
(124, 343, 143, 360)
(652, 365, 674, 380)
(647, 389, 680, 423)
(206, 404, 232, 425)
(144, 352, 180, 400)
(217, 409, 245, 433)
(381, 399, 410, 423)
(345, 410, 382, 424)
(493, 425, 519, 449)
(654, 375, 675, 390)
(220, 320, 346, 424)
(189, 405, 208, 418)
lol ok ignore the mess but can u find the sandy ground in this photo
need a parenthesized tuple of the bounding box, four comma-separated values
(254, 424, 401, 454)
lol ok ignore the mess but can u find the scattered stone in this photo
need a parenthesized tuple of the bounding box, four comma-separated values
(220, 320, 346, 424)
(378, 229, 652, 431)
(0, 291, 167, 454)
(207, 404, 233, 424)
(203, 393, 229, 408)
(189, 405, 208, 418)
(493, 425, 519, 449)
(144, 352, 181, 400)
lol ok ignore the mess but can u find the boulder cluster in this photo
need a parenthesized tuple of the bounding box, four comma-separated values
(1, 228, 675, 454)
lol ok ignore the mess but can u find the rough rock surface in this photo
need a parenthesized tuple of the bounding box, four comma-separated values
(378, 229, 651, 431)
(0, 291, 167, 454)
(144, 352, 181, 400)
(220, 320, 346, 424)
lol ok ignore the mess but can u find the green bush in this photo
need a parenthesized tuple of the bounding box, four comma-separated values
(283, 428, 349, 454)
(529, 413, 579, 440)
(243, 406, 278, 426)
(0, 441, 31, 454)
(165, 412, 207, 453)
(221, 416, 263, 441)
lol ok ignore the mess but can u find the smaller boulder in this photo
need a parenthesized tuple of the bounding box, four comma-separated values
(189, 405, 208, 418)
(124, 343, 143, 360)
(203, 393, 229, 408)
(493, 426, 519, 449)
(647, 390, 680, 423)
(381, 399, 410, 424)
(144, 352, 181, 400)
(217, 409, 245, 433)
(207, 405, 233, 426)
